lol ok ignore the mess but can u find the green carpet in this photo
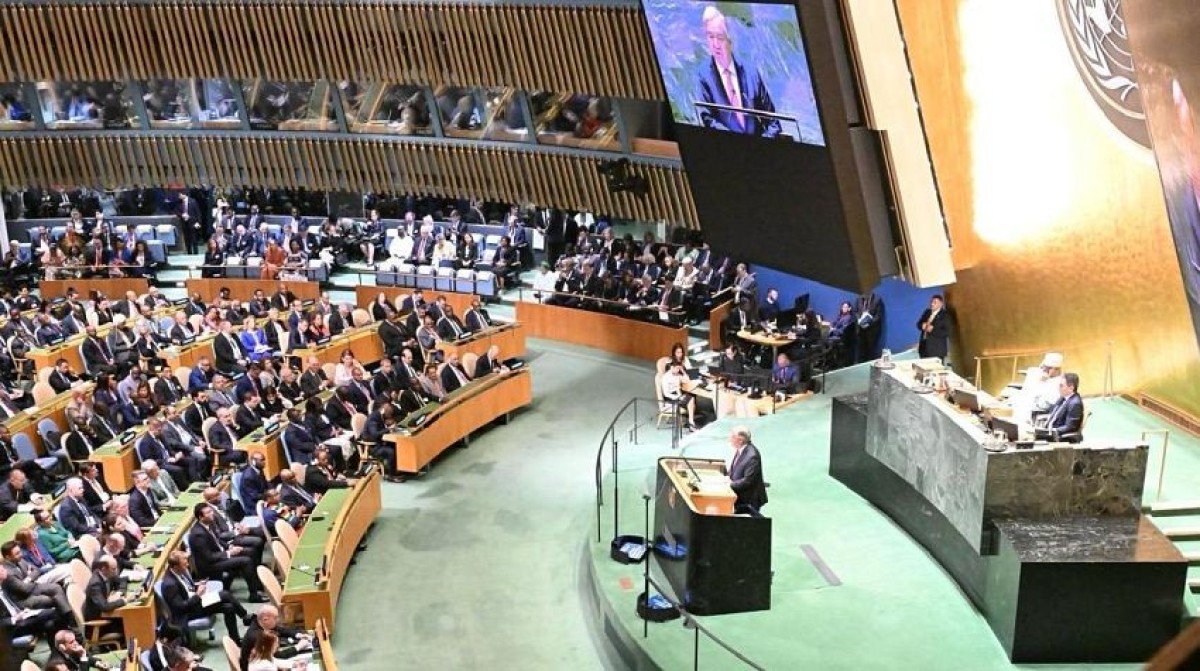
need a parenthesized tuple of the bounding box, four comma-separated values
(326, 341, 1200, 670)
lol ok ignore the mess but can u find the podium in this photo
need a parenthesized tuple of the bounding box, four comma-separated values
(652, 457, 772, 615)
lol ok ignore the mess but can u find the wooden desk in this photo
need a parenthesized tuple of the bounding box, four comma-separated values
(3, 383, 89, 452)
(660, 457, 736, 515)
(516, 301, 686, 362)
(41, 278, 150, 300)
(437, 322, 527, 360)
(184, 278, 321, 303)
(90, 398, 191, 492)
(354, 286, 475, 318)
(687, 379, 810, 418)
(708, 299, 733, 351)
(238, 425, 284, 479)
(736, 329, 795, 353)
(291, 324, 383, 367)
(313, 619, 340, 671)
(383, 369, 532, 474)
(162, 336, 216, 370)
(110, 483, 220, 646)
(282, 470, 382, 632)
(30, 303, 178, 372)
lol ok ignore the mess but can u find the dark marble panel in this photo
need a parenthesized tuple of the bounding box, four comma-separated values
(984, 446, 1148, 520)
(829, 397, 989, 606)
(994, 517, 1183, 563)
(865, 368, 989, 549)
(989, 517, 1186, 663)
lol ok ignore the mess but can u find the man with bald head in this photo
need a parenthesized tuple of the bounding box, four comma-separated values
(201, 486, 265, 566)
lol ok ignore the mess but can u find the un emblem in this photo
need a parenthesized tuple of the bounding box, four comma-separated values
(1057, 0, 1150, 147)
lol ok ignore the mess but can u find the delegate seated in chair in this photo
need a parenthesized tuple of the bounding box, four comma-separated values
(1036, 372, 1084, 443)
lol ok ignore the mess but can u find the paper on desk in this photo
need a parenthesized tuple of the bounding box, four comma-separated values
(120, 568, 148, 581)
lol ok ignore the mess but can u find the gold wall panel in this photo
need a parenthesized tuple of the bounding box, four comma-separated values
(0, 135, 697, 226)
(895, 0, 1200, 414)
(0, 2, 664, 101)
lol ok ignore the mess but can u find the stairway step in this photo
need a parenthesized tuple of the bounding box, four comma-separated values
(1189, 577, 1200, 592)
(1182, 551, 1200, 565)
(1165, 527, 1200, 540)
(1149, 500, 1200, 516)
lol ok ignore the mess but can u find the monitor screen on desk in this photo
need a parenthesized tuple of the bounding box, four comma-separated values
(952, 387, 981, 413)
(991, 415, 1020, 442)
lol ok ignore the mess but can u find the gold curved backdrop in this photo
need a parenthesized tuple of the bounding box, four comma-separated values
(895, 0, 1200, 417)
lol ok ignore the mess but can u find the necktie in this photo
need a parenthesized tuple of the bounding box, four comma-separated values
(723, 68, 744, 127)
(0, 590, 19, 616)
(179, 571, 194, 596)
(453, 365, 468, 386)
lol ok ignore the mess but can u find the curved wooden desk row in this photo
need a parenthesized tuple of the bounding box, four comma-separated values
(90, 397, 193, 492)
(2, 382, 90, 457)
(291, 323, 384, 367)
(437, 322, 527, 360)
(183, 278, 322, 303)
(353, 286, 476, 318)
(281, 469, 383, 633)
(384, 368, 533, 474)
(40, 278, 151, 300)
(514, 301, 687, 362)
(28, 302, 181, 373)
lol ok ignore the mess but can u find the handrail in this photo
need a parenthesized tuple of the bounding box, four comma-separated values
(593, 396, 669, 544)
(644, 574, 765, 670)
(973, 339, 1116, 395)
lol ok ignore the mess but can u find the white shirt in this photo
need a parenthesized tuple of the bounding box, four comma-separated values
(389, 234, 414, 259)
(532, 270, 559, 299)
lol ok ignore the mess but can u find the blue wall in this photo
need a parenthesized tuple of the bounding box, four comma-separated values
(749, 264, 943, 356)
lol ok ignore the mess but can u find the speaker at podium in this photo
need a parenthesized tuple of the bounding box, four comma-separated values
(652, 457, 772, 615)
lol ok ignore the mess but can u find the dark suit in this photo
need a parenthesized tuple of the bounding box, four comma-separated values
(83, 571, 125, 621)
(48, 369, 77, 394)
(729, 443, 767, 515)
(136, 434, 187, 488)
(463, 307, 490, 332)
(1044, 393, 1085, 442)
(283, 423, 319, 465)
(81, 336, 116, 376)
(854, 293, 884, 363)
(304, 464, 349, 495)
(234, 404, 264, 438)
(59, 496, 100, 537)
(206, 421, 248, 467)
(239, 466, 268, 512)
(214, 333, 247, 374)
(300, 370, 328, 398)
(153, 376, 186, 406)
(280, 482, 317, 511)
(474, 354, 499, 379)
(129, 487, 163, 528)
(436, 315, 466, 341)
(696, 57, 781, 137)
(378, 320, 408, 359)
(160, 568, 245, 638)
(916, 307, 951, 361)
(440, 363, 469, 393)
(187, 522, 262, 594)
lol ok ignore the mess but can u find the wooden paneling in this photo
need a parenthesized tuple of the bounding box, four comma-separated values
(0, 133, 696, 225)
(0, 2, 664, 101)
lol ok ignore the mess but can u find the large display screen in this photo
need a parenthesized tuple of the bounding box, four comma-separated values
(642, 0, 825, 146)
(1126, 0, 1200, 345)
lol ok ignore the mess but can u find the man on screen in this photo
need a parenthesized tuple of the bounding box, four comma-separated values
(696, 6, 781, 138)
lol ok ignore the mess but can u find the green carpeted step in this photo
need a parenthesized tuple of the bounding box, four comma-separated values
(1149, 500, 1200, 516)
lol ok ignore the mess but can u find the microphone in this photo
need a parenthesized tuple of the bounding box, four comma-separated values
(674, 456, 705, 492)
